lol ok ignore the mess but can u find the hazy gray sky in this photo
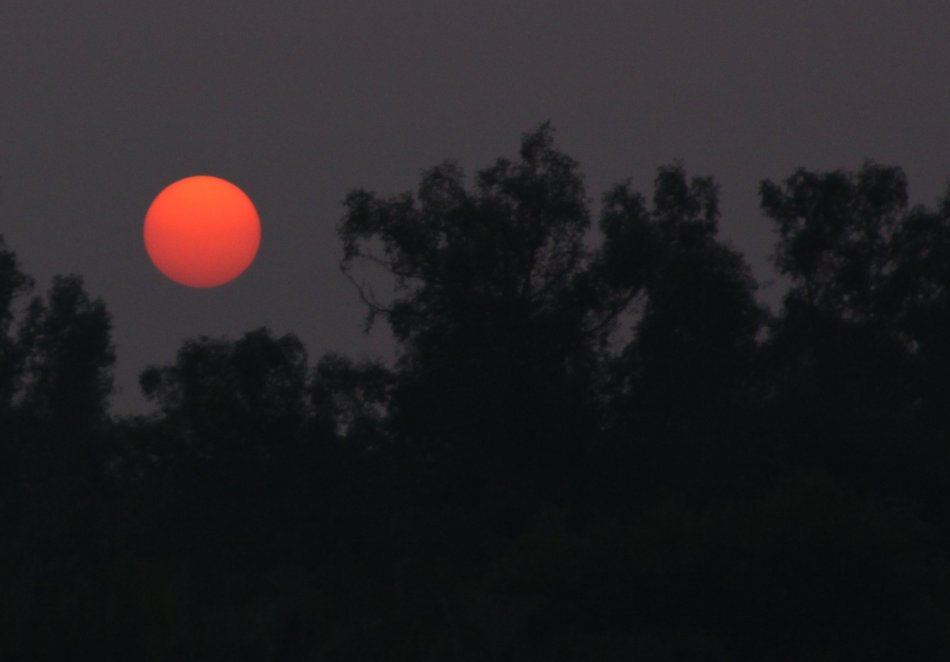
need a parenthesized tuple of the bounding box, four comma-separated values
(2, 1, 949, 413)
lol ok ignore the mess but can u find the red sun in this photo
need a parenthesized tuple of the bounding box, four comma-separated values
(144, 175, 261, 288)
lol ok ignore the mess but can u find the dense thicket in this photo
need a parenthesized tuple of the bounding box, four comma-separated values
(3, 126, 950, 660)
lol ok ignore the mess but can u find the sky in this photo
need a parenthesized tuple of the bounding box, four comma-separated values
(2, 0, 949, 414)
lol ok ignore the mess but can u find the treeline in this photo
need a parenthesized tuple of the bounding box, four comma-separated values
(2, 125, 950, 659)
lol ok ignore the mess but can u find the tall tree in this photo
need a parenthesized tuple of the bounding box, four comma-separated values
(597, 166, 765, 500)
(338, 124, 601, 483)
(0, 236, 33, 532)
(17, 274, 114, 431)
(0, 235, 32, 421)
(884, 186, 950, 428)
(757, 163, 940, 494)
(7, 274, 116, 645)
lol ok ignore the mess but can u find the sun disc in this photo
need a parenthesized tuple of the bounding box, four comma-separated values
(144, 175, 260, 288)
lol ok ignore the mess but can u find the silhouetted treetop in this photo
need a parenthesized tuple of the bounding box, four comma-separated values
(338, 122, 590, 344)
(760, 162, 908, 323)
(756, 163, 950, 500)
(0, 235, 32, 417)
(0, 235, 32, 332)
(758, 161, 950, 368)
(592, 164, 741, 331)
(17, 274, 114, 431)
(337, 124, 600, 462)
(596, 165, 764, 491)
(140, 328, 308, 457)
(651, 164, 720, 248)
(309, 352, 393, 447)
(885, 190, 950, 337)
(884, 185, 950, 424)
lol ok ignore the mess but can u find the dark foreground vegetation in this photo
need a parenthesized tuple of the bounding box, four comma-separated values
(3, 125, 950, 659)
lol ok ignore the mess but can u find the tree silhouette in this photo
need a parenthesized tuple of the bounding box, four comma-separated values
(594, 166, 765, 502)
(338, 124, 603, 506)
(0, 270, 118, 659)
(16, 275, 115, 430)
(0, 236, 32, 422)
(757, 163, 946, 500)
(140, 328, 308, 461)
(761, 163, 907, 320)
(885, 186, 950, 430)
(309, 352, 393, 449)
(4, 133, 950, 659)
(0, 235, 32, 545)
(11, 273, 115, 516)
